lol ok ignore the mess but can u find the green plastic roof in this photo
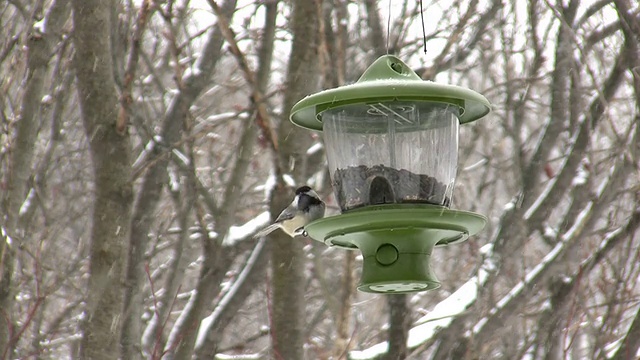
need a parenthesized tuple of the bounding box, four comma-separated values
(290, 55, 491, 131)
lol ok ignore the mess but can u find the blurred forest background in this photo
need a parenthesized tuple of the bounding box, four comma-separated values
(1, 0, 639, 359)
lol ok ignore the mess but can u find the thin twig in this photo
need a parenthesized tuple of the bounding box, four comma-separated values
(117, 0, 154, 135)
(206, 0, 279, 155)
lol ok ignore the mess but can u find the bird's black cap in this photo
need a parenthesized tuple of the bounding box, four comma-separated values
(295, 185, 312, 195)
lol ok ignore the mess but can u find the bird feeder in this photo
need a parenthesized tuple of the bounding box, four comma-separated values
(290, 55, 490, 293)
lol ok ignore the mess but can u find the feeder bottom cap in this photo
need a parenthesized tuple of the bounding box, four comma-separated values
(362, 282, 439, 293)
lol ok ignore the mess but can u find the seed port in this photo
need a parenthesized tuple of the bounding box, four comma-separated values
(390, 61, 403, 74)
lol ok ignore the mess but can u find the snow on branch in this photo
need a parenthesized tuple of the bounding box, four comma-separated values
(306, 142, 323, 156)
(18, 188, 35, 217)
(472, 239, 566, 334)
(195, 237, 267, 349)
(172, 148, 190, 166)
(165, 289, 197, 353)
(471, 201, 594, 339)
(1, 226, 12, 246)
(214, 353, 263, 359)
(222, 211, 270, 247)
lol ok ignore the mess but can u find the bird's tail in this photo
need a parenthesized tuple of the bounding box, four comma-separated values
(253, 223, 279, 238)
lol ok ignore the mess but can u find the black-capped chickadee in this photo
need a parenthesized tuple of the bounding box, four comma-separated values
(254, 185, 326, 238)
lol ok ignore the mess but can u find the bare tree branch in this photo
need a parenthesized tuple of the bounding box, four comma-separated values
(116, 0, 154, 136)
(207, 0, 280, 160)
(121, 1, 237, 358)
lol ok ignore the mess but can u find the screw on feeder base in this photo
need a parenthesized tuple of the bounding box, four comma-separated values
(375, 244, 399, 266)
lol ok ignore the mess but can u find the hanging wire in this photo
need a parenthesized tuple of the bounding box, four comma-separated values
(387, 1, 427, 55)
(386, 0, 392, 54)
(420, 0, 427, 54)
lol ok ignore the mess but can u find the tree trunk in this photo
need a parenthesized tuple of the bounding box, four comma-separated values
(270, 1, 321, 359)
(386, 294, 410, 360)
(71, 1, 133, 359)
(333, 252, 356, 359)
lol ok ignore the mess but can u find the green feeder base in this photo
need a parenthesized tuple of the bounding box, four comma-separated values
(304, 205, 487, 293)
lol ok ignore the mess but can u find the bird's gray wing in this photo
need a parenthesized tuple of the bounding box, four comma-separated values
(274, 207, 295, 223)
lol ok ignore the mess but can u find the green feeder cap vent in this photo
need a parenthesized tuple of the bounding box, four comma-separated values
(290, 55, 491, 131)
